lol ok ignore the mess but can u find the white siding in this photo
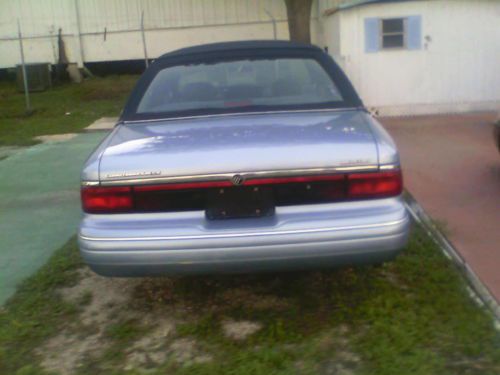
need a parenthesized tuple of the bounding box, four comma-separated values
(324, 0, 500, 115)
(0, 0, 313, 68)
(2, 0, 497, 116)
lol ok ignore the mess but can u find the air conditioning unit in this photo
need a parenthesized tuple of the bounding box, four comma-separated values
(16, 63, 52, 92)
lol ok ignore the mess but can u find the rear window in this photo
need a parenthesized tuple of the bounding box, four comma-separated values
(137, 58, 344, 115)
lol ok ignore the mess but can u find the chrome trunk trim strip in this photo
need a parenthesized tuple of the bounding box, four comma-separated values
(81, 164, 400, 187)
(81, 181, 100, 186)
(91, 165, 380, 186)
(379, 164, 399, 170)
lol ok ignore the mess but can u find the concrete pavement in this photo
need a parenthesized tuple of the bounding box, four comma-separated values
(0, 132, 106, 304)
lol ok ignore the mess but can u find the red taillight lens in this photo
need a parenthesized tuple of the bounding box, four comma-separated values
(81, 186, 133, 213)
(244, 174, 346, 185)
(133, 180, 233, 192)
(81, 170, 402, 214)
(347, 171, 402, 198)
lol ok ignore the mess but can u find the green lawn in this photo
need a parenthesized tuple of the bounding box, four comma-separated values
(0, 75, 498, 374)
(0, 76, 138, 146)
(0, 226, 498, 375)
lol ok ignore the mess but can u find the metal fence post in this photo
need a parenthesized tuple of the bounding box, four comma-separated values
(74, 0, 85, 67)
(141, 10, 149, 69)
(17, 19, 31, 114)
(265, 10, 277, 40)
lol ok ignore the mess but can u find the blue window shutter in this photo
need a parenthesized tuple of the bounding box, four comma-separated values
(407, 15, 422, 50)
(364, 18, 380, 53)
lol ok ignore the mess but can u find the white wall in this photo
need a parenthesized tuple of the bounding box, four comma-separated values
(0, 0, 322, 69)
(324, 0, 500, 116)
(3, 0, 497, 117)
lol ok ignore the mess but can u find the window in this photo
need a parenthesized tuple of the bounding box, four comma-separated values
(381, 18, 405, 49)
(136, 58, 344, 115)
(364, 15, 421, 53)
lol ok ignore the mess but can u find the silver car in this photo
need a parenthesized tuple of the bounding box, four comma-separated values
(79, 41, 410, 276)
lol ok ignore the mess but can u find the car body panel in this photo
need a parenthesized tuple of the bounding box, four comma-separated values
(368, 117, 400, 166)
(81, 125, 120, 182)
(94, 110, 382, 184)
(79, 197, 410, 276)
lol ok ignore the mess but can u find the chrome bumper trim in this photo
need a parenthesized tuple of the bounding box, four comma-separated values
(79, 218, 407, 242)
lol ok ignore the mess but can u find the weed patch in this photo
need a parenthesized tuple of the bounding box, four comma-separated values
(0, 227, 499, 375)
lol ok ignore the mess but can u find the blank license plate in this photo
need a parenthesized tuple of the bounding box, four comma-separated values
(205, 186, 275, 220)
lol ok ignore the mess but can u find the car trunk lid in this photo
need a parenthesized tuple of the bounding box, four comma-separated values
(98, 110, 379, 183)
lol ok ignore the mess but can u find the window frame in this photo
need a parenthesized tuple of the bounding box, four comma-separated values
(379, 17, 407, 50)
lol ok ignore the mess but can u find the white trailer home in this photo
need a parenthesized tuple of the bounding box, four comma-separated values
(0, 0, 499, 116)
(322, 0, 500, 115)
(0, 0, 302, 69)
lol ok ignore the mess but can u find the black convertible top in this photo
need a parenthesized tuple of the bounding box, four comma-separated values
(121, 40, 363, 121)
(158, 40, 322, 59)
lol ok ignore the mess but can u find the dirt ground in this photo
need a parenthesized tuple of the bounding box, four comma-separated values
(34, 267, 362, 375)
(37, 269, 217, 374)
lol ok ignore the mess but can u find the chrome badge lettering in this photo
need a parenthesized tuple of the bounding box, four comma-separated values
(106, 171, 162, 179)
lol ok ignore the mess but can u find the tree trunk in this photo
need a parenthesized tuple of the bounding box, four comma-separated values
(284, 0, 313, 44)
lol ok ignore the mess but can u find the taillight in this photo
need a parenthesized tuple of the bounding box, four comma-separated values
(347, 171, 402, 198)
(81, 186, 133, 213)
(244, 174, 345, 185)
(81, 170, 402, 214)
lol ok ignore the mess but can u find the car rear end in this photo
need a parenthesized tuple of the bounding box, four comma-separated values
(79, 168, 408, 276)
(78, 112, 409, 276)
(78, 41, 410, 276)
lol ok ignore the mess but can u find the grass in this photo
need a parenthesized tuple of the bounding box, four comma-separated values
(0, 75, 138, 146)
(0, 237, 82, 375)
(1, 74, 497, 374)
(0, 226, 499, 375)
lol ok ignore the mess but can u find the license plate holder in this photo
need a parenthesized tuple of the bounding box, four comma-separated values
(205, 186, 275, 220)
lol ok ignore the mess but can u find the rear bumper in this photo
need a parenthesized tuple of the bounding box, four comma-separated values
(78, 197, 410, 276)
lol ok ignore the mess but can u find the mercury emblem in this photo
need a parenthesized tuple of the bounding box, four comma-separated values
(231, 174, 245, 186)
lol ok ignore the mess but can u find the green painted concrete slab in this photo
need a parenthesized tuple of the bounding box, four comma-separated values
(0, 132, 107, 304)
